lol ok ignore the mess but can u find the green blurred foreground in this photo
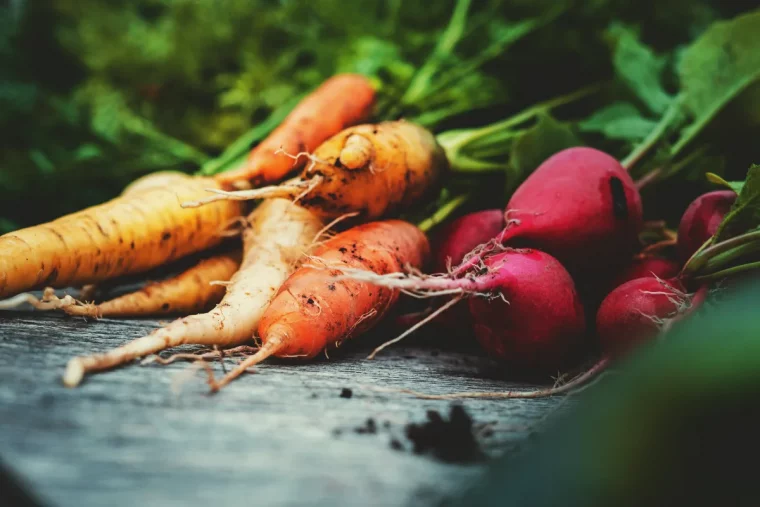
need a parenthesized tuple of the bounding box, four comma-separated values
(449, 277, 760, 507)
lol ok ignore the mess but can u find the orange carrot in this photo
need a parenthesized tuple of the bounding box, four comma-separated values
(215, 74, 376, 186)
(207, 220, 429, 391)
(64, 252, 241, 318)
(0, 174, 243, 300)
(185, 120, 448, 221)
(62, 199, 322, 387)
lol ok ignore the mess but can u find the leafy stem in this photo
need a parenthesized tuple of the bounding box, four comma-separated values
(682, 229, 760, 276)
(437, 83, 601, 173)
(417, 192, 472, 233)
(621, 96, 682, 171)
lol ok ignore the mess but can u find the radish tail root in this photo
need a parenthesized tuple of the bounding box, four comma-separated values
(367, 296, 463, 359)
(450, 220, 521, 277)
(380, 358, 611, 399)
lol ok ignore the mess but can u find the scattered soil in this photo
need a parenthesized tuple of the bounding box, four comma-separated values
(404, 405, 485, 463)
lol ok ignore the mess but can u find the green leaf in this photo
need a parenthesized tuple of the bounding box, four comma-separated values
(610, 24, 673, 115)
(673, 9, 760, 156)
(510, 112, 581, 180)
(706, 172, 743, 194)
(578, 102, 658, 141)
(714, 164, 760, 242)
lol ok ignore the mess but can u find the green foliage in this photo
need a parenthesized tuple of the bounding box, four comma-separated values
(706, 172, 744, 194)
(509, 112, 580, 179)
(713, 164, 760, 242)
(2, 0, 758, 231)
(673, 8, 760, 156)
(608, 24, 673, 115)
(579, 102, 658, 142)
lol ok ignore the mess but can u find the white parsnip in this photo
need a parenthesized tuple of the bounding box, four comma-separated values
(63, 199, 323, 387)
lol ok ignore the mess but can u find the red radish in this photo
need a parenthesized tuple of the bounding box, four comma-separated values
(596, 277, 690, 358)
(342, 248, 586, 373)
(417, 209, 506, 336)
(677, 190, 736, 262)
(433, 209, 505, 272)
(467, 250, 587, 372)
(610, 256, 681, 290)
(454, 147, 643, 278)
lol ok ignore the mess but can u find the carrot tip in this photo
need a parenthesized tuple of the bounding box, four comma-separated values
(62, 358, 85, 388)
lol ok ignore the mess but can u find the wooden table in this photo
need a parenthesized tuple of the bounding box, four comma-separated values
(0, 312, 564, 507)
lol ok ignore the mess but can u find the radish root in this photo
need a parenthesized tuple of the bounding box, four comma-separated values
(367, 296, 462, 359)
(371, 358, 611, 399)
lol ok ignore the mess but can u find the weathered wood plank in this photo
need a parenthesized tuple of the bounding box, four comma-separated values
(0, 312, 565, 507)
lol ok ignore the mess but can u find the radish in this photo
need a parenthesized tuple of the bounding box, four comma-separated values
(610, 256, 681, 291)
(454, 147, 643, 279)
(467, 250, 587, 373)
(677, 190, 736, 262)
(410, 209, 506, 337)
(432, 209, 505, 272)
(384, 276, 705, 401)
(340, 248, 586, 373)
(596, 277, 691, 358)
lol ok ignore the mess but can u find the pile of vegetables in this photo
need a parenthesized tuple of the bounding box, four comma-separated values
(1, 2, 759, 395)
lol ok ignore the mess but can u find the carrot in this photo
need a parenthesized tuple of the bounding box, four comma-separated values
(0, 173, 243, 300)
(63, 252, 241, 318)
(183, 120, 448, 221)
(120, 170, 191, 196)
(62, 199, 322, 387)
(214, 74, 377, 186)
(206, 220, 429, 391)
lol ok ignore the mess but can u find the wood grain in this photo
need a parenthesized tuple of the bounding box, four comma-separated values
(0, 312, 566, 507)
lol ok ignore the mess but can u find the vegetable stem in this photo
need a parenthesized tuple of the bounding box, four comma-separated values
(417, 193, 472, 233)
(694, 260, 760, 284)
(682, 230, 760, 276)
(401, 0, 472, 106)
(621, 97, 682, 171)
(437, 84, 602, 172)
(197, 94, 303, 176)
(701, 241, 760, 273)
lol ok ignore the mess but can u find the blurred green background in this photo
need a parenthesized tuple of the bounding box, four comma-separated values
(0, 0, 755, 233)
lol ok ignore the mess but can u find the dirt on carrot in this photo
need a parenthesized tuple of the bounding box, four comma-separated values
(62, 199, 322, 387)
(204, 219, 429, 391)
(64, 251, 241, 318)
(0, 173, 243, 300)
(183, 120, 449, 221)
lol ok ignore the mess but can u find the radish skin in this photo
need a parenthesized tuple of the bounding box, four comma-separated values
(677, 190, 737, 262)
(454, 147, 643, 278)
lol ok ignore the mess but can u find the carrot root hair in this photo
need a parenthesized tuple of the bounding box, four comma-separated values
(180, 176, 323, 209)
(0, 288, 88, 313)
(206, 333, 286, 393)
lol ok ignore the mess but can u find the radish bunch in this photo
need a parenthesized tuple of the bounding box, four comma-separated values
(412, 148, 737, 376)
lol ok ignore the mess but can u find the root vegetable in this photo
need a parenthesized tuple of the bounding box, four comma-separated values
(453, 147, 643, 278)
(596, 277, 690, 358)
(338, 248, 586, 373)
(0, 174, 242, 299)
(206, 220, 429, 391)
(215, 74, 376, 186)
(610, 256, 681, 290)
(65, 252, 241, 318)
(677, 190, 737, 262)
(183, 120, 448, 221)
(62, 199, 322, 387)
